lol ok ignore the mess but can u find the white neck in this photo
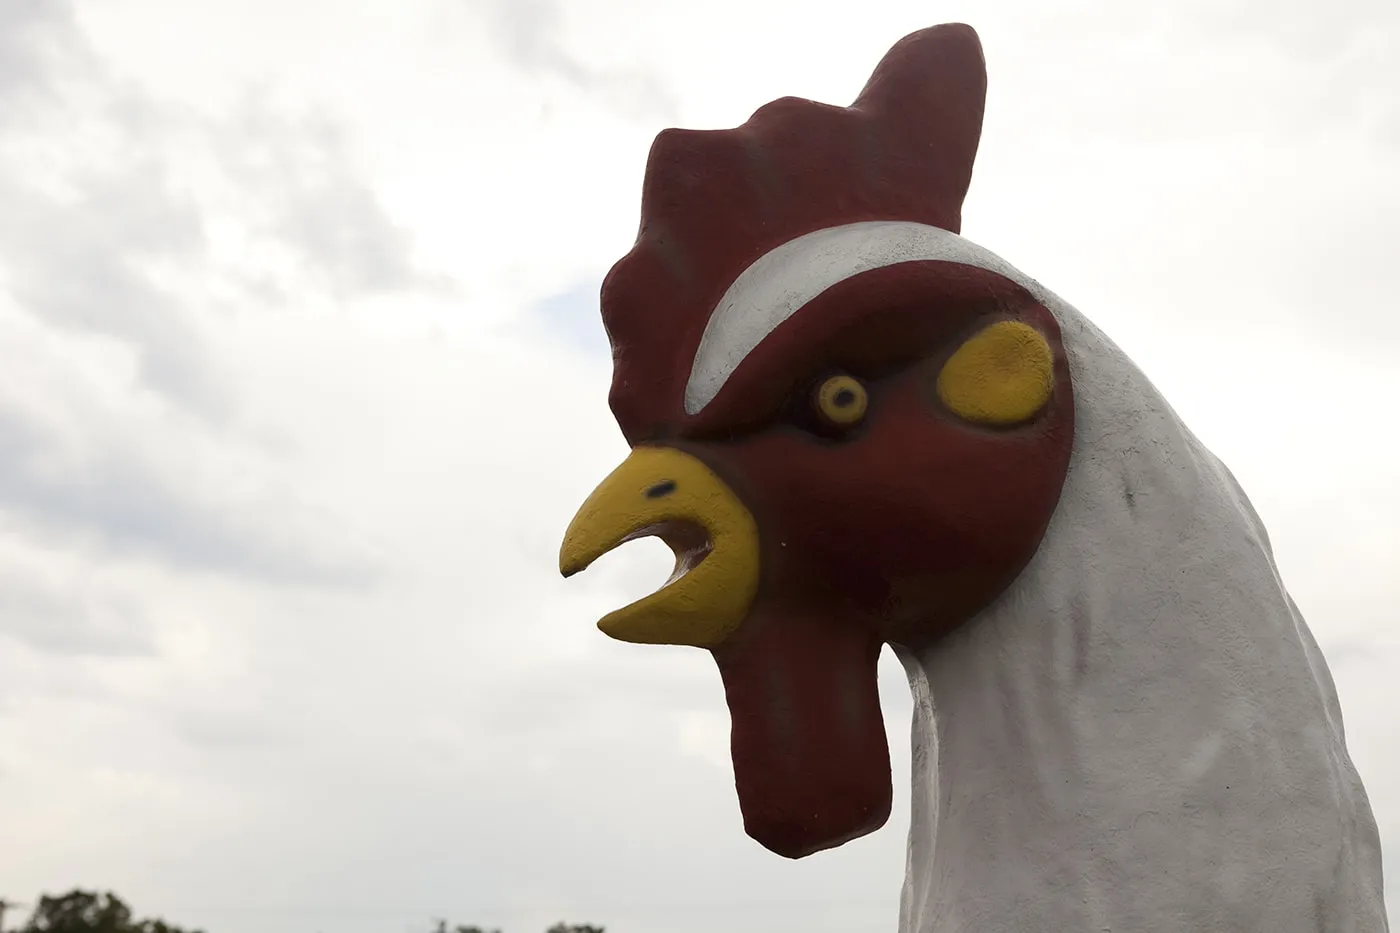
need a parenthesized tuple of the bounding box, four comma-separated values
(894, 299, 1388, 932)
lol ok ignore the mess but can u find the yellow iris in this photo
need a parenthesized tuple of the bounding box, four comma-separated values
(813, 374, 868, 427)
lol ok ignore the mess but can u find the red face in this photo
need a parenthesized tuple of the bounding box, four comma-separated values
(651, 262, 1075, 858)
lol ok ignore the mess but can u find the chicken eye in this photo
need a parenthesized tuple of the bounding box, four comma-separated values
(812, 374, 868, 428)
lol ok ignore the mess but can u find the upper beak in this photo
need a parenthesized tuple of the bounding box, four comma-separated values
(559, 445, 760, 648)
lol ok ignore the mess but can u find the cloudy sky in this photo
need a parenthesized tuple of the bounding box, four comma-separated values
(0, 1, 1395, 931)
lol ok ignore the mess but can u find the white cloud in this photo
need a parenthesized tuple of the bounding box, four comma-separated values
(0, 1, 1394, 931)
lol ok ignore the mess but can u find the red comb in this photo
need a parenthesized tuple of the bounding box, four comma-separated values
(601, 24, 987, 444)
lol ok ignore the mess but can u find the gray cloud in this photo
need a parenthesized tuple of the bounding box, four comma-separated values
(0, 1, 453, 586)
(0, 155, 231, 416)
(0, 1, 452, 418)
(168, 702, 303, 752)
(1158, 0, 1399, 56)
(483, 0, 678, 121)
(0, 0, 84, 109)
(997, 3, 1399, 150)
(522, 281, 611, 357)
(215, 95, 455, 301)
(0, 408, 376, 585)
(0, 563, 154, 658)
(0, 1, 231, 412)
(478, 650, 718, 739)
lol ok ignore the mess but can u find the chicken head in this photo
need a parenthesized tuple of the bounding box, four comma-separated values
(559, 24, 1074, 860)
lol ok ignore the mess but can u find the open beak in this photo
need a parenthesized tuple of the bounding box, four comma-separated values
(561, 445, 890, 858)
(559, 446, 760, 648)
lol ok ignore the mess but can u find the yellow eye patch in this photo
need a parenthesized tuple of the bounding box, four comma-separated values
(936, 320, 1054, 425)
(813, 374, 868, 427)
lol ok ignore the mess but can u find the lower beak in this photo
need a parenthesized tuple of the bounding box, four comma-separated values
(559, 446, 760, 648)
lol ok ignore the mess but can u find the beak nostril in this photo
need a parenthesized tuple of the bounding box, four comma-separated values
(646, 480, 678, 499)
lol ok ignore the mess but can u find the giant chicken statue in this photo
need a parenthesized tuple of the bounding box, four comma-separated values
(558, 23, 1389, 932)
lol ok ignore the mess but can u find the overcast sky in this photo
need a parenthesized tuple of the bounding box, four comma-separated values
(0, 1, 1395, 931)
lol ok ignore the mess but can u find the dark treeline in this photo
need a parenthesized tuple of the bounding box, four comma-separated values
(9, 891, 602, 933)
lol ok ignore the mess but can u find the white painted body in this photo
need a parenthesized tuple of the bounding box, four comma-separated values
(684, 222, 1388, 931)
(898, 269, 1389, 932)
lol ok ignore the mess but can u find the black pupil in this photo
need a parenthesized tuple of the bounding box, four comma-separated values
(832, 388, 857, 408)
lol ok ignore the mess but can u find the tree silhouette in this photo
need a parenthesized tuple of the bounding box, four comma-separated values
(430, 921, 500, 933)
(18, 890, 603, 933)
(19, 891, 201, 933)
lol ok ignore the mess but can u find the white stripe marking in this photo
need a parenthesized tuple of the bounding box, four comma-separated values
(683, 221, 1041, 415)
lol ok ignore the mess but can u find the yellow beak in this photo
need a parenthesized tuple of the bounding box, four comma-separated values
(559, 446, 760, 648)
